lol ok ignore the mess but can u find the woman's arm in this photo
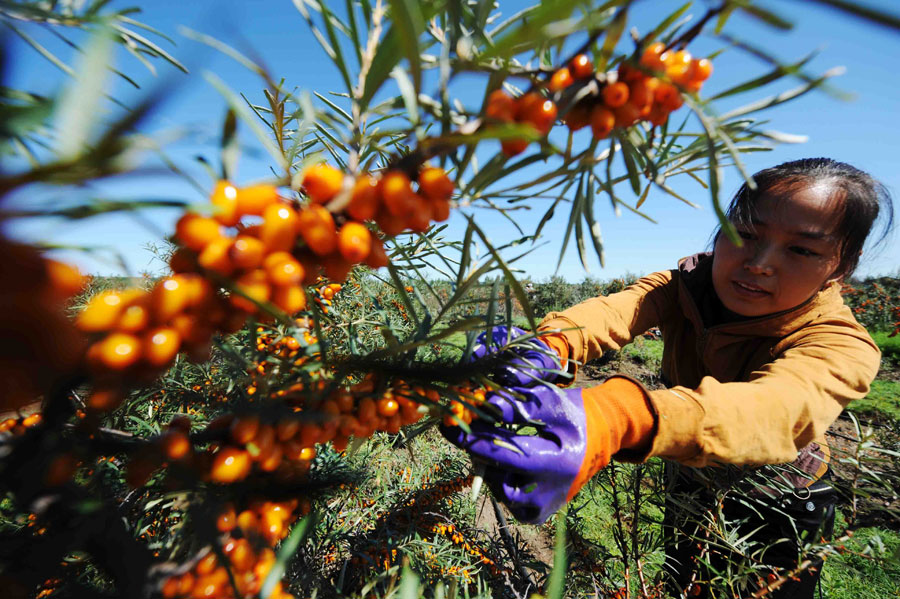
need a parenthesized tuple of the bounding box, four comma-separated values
(538, 269, 677, 367)
(641, 321, 881, 467)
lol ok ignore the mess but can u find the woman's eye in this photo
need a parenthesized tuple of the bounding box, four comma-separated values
(790, 246, 818, 257)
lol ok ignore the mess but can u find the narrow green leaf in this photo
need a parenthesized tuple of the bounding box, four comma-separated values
(204, 72, 289, 172)
(708, 53, 817, 101)
(112, 24, 188, 73)
(317, 0, 355, 94)
(583, 174, 605, 267)
(642, 2, 692, 46)
(616, 132, 643, 196)
(180, 26, 264, 76)
(735, 3, 793, 30)
(391, 66, 420, 126)
(596, 7, 627, 70)
(260, 512, 317, 599)
(808, 0, 900, 31)
(54, 26, 114, 158)
(555, 173, 584, 273)
(719, 67, 844, 121)
(388, 0, 426, 92)
(398, 563, 421, 598)
(546, 507, 568, 599)
(221, 109, 239, 181)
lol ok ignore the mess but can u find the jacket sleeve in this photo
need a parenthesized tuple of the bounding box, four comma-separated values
(538, 270, 677, 366)
(644, 320, 881, 467)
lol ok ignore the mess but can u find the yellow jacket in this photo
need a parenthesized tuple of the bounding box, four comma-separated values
(540, 253, 881, 469)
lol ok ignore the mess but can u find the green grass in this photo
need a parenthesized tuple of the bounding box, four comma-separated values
(871, 330, 900, 365)
(620, 337, 664, 372)
(822, 511, 900, 599)
(846, 379, 900, 425)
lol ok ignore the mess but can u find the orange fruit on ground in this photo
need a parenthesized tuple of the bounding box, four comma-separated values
(548, 67, 573, 92)
(210, 181, 240, 226)
(235, 184, 279, 217)
(338, 222, 372, 262)
(347, 175, 380, 221)
(210, 447, 252, 483)
(96, 332, 141, 371)
(602, 81, 630, 108)
(590, 106, 615, 140)
(485, 89, 515, 121)
(301, 163, 345, 204)
(175, 213, 222, 252)
(418, 167, 454, 202)
(569, 53, 593, 79)
(229, 235, 266, 270)
(297, 205, 338, 255)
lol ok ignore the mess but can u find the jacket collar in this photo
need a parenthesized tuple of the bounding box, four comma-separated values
(677, 252, 844, 337)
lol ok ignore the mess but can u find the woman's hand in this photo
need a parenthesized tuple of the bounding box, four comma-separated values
(442, 377, 656, 524)
(470, 325, 565, 387)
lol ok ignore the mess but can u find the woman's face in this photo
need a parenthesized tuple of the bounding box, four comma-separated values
(712, 183, 844, 318)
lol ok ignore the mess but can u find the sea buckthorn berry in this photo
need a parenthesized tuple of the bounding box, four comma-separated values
(210, 181, 240, 226)
(375, 204, 407, 236)
(365, 237, 389, 269)
(168, 247, 195, 274)
(569, 53, 593, 79)
(322, 253, 353, 283)
(338, 222, 372, 262)
(629, 78, 656, 113)
(602, 81, 630, 108)
(232, 270, 271, 312)
(377, 396, 399, 418)
(210, 447, 252, 483)
(276, 419, 300, 441)
(301, 163, 345, 205)
(160, 430, 191, 461)
(87, 388, 124, 411)
(501, 138, 530, 157)
(216, 504, 236, 532)
(380, 171, 416, 217)
(236, 184, 279, 217)
(665, 49, 693, 84)
(175, 213, 222, 252)
(347, 175, 380, 221)
(548, 67, 573, 92)
(229, 235, 266, 270)
(44, 452, 78, 487)
(77, 290, 127, 332)
(654, 81, 683, 111)
(44, 259, 84, 300)
(617, 62, 643, 83)
(151, 276, 192, 323)
(406, 196, 433, 234)
(418, 167, 454, 202)
(117, 300, 150, 333)
(265, 255, 304, 287)
(564, 102, 591, 132)
(430, 197, 451, 223)
(231, 416, 260, 445)
(261, 203, 300, 252)
(691, 57, 713, 82)
(590, 106, 615, 140)
(641, 42, 667, 71)
(125, 452, 159, 488)
(297, 205, 338, 255)
(95, 332, 141, 371)
(197, 237, 234, 276)
(272, 284, 306, 313)
(614, 102, 641, 129)
(144, 327, 181, 368)
(485, 89, 515, 121)
(517, 93, 557, 134)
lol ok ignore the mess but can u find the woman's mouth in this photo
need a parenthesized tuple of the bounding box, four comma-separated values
(732, 280, 771, 298)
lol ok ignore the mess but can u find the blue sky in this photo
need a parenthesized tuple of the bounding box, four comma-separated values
(5, 0, 899, 281)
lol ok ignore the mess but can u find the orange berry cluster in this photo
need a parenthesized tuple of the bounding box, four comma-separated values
(311, 281, 342, 314)
(443, 385, 487, 427)
(431, 518, 502, 576)
(485, 89, 558, 157)
(0, 238, 86, 412)
(0, 412, 43, 436)
(76, 275, 242, 411)
(300, 163, 453, 240)
(562, 46, 712, 138)
(160, 545, 287, 599)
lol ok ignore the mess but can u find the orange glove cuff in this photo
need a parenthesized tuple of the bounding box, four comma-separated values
(566, 377, 657, 501)
(537, 331, 572, 374)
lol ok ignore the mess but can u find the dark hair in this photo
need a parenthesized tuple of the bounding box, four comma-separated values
(719, 158, 894, 279)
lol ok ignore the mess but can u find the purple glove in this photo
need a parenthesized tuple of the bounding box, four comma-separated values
(470, 326, 564, 387)
(443, 383, 607, 524)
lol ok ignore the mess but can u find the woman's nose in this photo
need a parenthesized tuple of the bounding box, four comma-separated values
(743, 244, 775, 275)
